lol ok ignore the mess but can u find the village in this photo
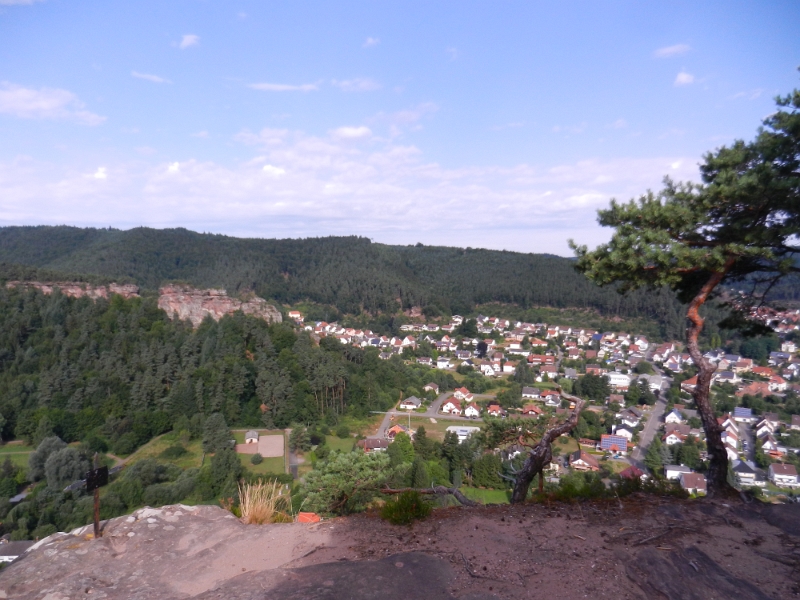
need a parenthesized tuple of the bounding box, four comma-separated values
(292, 307, 800, 497)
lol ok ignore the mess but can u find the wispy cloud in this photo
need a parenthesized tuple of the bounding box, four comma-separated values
(192, 131, 209, 138)
(248, 82, 318, 92)
(363, 37, 380, 48)
(0, 0, 44, 4)
(674, 71, 694, 86)
(654, 44, 691, 58)
(0, 81, 105, 125)
(179, 34, 200, 49)
(552, 122, 587, 135)
(93, 167, 107, 179)
(331, 78, 381, 92)
(608, 118, 627, 129)
(446, 47, 459, 61)
(490, 122, 525, 131)
(132, 71, 172, 84)
(330, 126, 372, 139)
(731, 89, 763, 100)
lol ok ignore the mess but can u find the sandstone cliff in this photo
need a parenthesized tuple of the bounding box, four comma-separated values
(2, 499, 798, 600)
(158, 284, 282, 327)
(5, 281, 140, 299)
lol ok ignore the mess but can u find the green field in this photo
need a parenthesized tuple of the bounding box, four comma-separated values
(325, 435, 356, 453)
(461, 486, 510, 504)
(126, 433, 205, 469)
(239, 454, 285, 475)
(0, 443, 34, 454)
(554, 436, 578, 456)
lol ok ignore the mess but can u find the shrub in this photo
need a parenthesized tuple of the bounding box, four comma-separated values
(335, 425, 350, 439)
(380, 490, 432, 525)
(250, 453, 263, 465)
(238, 479, 292, 524)
(159, 445, 188, 460)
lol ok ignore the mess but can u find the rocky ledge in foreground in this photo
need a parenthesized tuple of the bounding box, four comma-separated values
(1, 498, 798, 600)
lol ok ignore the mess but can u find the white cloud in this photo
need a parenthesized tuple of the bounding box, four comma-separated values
(192, 131, 209, 138)
(0, 82, 105, 125)
(446, 47, 459, 61)
(248, 82, 318, 92)
(654, 44, 691, 58)
(331, 78, 381, 92)
(0, 129, 702, 256)
(167, 162, 180, 173)
(132, 71, 171, 84)
(179, 34, 200, 49)
(93, 167, 107, 179)
(490, 122, 525, 131)
(262, 164, 286, 177)
(674, 71, 694, 86)
(363, 37, 380, 48)
(608, 118, 627, 129)
(331, 126, 372, 139)
(0, 0, 44, 4)
(552, 122, 587, 135)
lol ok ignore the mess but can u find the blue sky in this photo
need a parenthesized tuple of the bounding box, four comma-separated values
(1, 1, 798, 254)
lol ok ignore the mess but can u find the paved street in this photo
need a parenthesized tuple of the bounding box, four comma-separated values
(369, 390, 488, 439)
(630, 397, 666, 464)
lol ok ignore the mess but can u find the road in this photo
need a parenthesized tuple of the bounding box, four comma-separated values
(369, 391, 488, 439)
(628, 364, 671, 466)
(629, 397, 666, 464)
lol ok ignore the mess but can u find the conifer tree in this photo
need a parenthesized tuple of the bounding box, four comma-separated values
(571, 85, 800, 495)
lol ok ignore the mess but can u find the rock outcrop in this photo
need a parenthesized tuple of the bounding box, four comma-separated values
(5, 281, 140, 299)
(158, 284, 282, 327)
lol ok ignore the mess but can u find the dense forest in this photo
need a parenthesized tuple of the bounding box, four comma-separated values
(0, 286, 469, 449)
(0, 225, 763, 340)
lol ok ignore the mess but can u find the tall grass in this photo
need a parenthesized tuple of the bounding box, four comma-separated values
(238, 479, 293, 524)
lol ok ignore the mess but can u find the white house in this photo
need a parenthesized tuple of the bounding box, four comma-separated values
(453, 387, 474, 402)
(521, 386, 540, 400)
(612, 426, 634, 441)
(607, 372, 631, 389)
(665, 465, 693, 480)
(768, 463, 798, 488)
(464, 403, 481, 418)
(664, 409, 685, 425)
(441, 398, 462, 415)
(399, 396, 422, 410)
(679, 472, 707, 495)
(245, 430, 259, 444)
(436, 356, 453, 370)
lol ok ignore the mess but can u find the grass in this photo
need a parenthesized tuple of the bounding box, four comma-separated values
(600, 458, 629, 474)
(240, 454, 285, 475)
(554, 436, 578, 456)
(0, 442, 34, 454)
(126, 432, 204, 469)
(325, 435, 355, 453)
(3, 453, 31, 469)
(238, 479, 292, 524)
(460, 486, 510, 504)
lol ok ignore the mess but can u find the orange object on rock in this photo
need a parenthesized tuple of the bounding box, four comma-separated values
(296, 512, 321, 523)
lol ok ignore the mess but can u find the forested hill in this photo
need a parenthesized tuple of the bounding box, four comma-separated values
(0, 225, 728, 338)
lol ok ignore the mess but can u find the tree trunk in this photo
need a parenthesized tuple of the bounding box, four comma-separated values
(510, 392, 585, 503)
(684, 259, 737, 497)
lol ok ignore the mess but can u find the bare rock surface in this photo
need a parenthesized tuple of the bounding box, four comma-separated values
(6, 281, 140, 299)
(158, 285, 282, 327)
(1, 497, 798, 600)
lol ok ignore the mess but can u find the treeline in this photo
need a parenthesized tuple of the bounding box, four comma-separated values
(0, 286, 460, 454)
(0, 225, 758, 339)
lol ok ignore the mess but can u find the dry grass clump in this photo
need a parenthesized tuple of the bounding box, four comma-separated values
(238, 479, 293, 524)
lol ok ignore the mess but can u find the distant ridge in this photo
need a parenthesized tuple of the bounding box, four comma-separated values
(0, 225, 794, 337)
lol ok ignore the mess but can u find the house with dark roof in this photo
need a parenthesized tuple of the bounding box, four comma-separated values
(569, 449, 600, 471)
